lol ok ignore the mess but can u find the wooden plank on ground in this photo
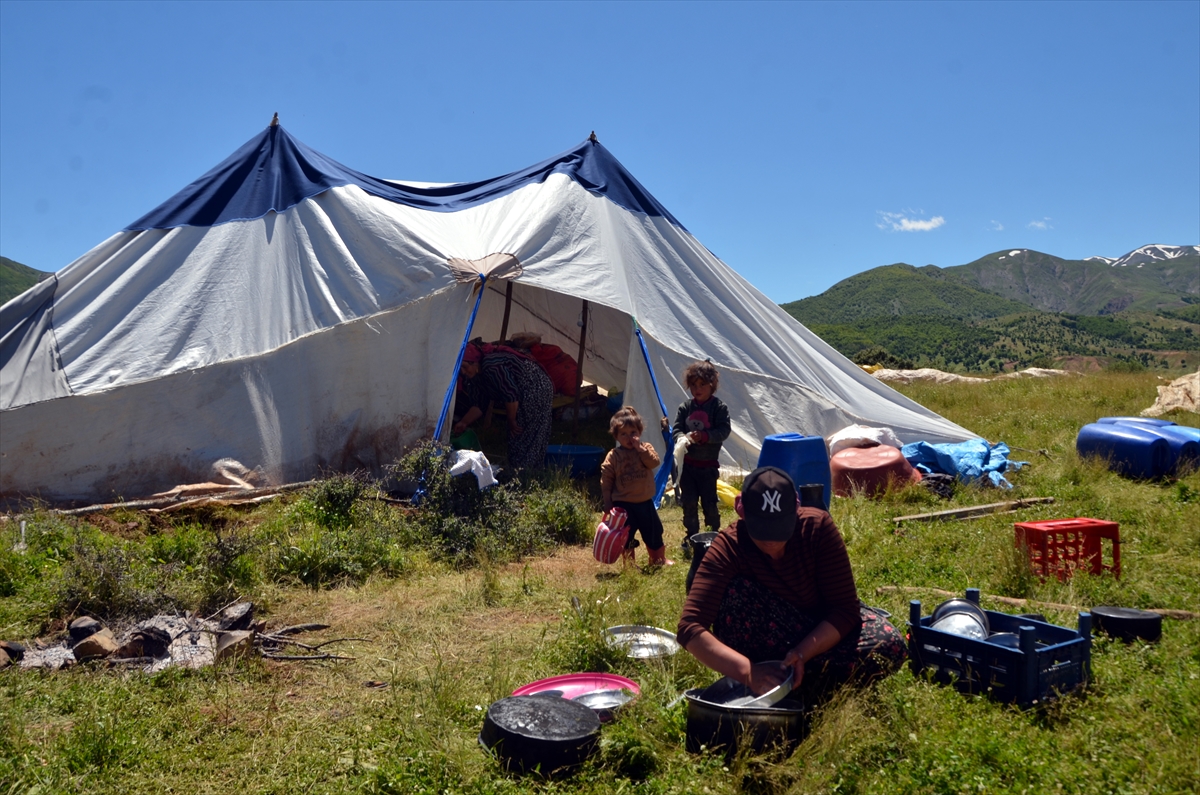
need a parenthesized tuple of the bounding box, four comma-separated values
(892, 497, 1055, 525)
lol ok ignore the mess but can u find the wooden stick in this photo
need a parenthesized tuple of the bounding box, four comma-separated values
(260, 636, 367, 651)
(56, 481, 319, 516)
(155, 493, 281, 512)
(874, 585, 1198, 620)
(962, 509, 1020, 521)
(269, 623, 331, 636)
(107, 656, 156, 666)
(261, 652, 355, 662)
(571, 299, 589, 442)
(498, 281, 513, 343)
(261, 637, 318, 651)
(892, 497, 1055, 525)
(312, 637, 370, 649)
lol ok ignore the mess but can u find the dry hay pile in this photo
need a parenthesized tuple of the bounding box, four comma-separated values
(994, 367, 1083, 381)
(871, 367, 1080, 385)
(871, 368, 989, 385)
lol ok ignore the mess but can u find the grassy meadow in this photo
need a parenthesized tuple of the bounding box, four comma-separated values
(1, 371, 1198, 794)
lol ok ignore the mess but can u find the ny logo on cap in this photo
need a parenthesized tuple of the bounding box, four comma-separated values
(761, 489, 782, 513)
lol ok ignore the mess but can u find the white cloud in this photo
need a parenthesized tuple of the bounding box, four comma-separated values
(1027, 217, 1053, 230)
(876, 211, 945, 232)
(989, 220, 1004, 231)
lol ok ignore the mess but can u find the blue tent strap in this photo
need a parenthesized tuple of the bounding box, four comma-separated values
(633, 318, 675, 508)
(433, 275, 487, 441)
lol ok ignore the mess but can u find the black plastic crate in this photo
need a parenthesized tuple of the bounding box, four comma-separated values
(908, 589, 1091, 706)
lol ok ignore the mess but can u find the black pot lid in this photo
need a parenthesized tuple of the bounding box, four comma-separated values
(485, 696, 600, 743)
(1091, 606, 1162, 641)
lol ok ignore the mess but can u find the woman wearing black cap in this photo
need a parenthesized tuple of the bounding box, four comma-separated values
(676, 466, 906, 700)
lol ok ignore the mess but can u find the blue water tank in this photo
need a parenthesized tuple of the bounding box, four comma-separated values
(1117, 424, 1200, 475)
(756, 433, 831, 509)
(1076, 423, 1172, 479)
(1096, 416, 1176, 427)
(1159, 425, 1199, 443)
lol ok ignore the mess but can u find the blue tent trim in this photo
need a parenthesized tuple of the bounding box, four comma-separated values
(126, 125, 683, 231)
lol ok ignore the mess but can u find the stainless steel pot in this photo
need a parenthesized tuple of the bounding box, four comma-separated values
(930, 598, 990, 640)
(684, 681, 807, 757)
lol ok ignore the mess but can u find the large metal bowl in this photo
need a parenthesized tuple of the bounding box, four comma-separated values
(930, 598, 990, 640)
(603, 625, 681, 658)
(694, 663, 794, 708)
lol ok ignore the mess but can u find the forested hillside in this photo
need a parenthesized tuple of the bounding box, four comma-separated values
(0, 257, 46, 304)
(781, 264, 1030, 324)
(783, 246, 1200, 374)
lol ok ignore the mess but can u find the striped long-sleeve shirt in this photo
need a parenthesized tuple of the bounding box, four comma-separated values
(676, 510, 860, 648)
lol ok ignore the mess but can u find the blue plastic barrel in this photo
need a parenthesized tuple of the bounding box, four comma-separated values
(1160, 425, 1199, 443)
(1096, 416, 1176, 427)
(544, 445, 605, 477)
(757, 433, 831, 509)
(1125, 425, 1200, 475)
(1076, 423, 1172, 479)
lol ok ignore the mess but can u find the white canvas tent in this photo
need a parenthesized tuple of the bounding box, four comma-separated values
(0, 124, 973, 503)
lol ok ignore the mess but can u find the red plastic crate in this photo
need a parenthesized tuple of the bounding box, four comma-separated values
(1014, 518, 1120, 581)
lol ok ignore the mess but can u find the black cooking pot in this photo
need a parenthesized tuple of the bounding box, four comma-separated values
(684, 679, 807, 758)
(1091, 606, 1162, 642)
(685, 532, 720, 592)
(480, 695, 601, 775)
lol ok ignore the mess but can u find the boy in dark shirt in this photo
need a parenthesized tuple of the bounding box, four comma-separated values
(669, 361, 731, 549)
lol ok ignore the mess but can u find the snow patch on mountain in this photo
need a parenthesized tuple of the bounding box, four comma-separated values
(1086, 245, 1199, 268)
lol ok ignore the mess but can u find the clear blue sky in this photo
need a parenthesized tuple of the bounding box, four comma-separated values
(2, 1, 1197, 303)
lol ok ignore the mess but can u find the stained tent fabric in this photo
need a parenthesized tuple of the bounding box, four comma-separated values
(0, 124, 974, 503)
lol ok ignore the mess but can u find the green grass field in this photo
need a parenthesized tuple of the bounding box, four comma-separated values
(2, 372, 1198, 794)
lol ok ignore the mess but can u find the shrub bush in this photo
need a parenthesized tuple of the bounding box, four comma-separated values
(853, 345, 915, 370)
(389, 441, 594, 568)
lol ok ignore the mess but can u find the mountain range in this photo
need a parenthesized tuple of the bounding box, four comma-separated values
(782, 244, 1199, 373)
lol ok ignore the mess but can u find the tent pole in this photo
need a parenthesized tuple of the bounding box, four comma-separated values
(571, 300, 589, 441)
(498, 281, 513, 342)
(632, 319, 675, 509)
(433, 275, 487, 443)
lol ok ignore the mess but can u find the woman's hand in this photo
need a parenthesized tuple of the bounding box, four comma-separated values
(782, 648, 807, 689)
(781, 622, 842, 687)
(452, 406, 483, 437)
(746, 661, 790, 695)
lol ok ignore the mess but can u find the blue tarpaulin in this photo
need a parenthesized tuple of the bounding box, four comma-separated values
(901, 438, 1027, 489)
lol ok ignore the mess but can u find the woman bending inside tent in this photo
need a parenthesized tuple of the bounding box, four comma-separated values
(452, 341, 554, 472)
(677, 467, 907, 704)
